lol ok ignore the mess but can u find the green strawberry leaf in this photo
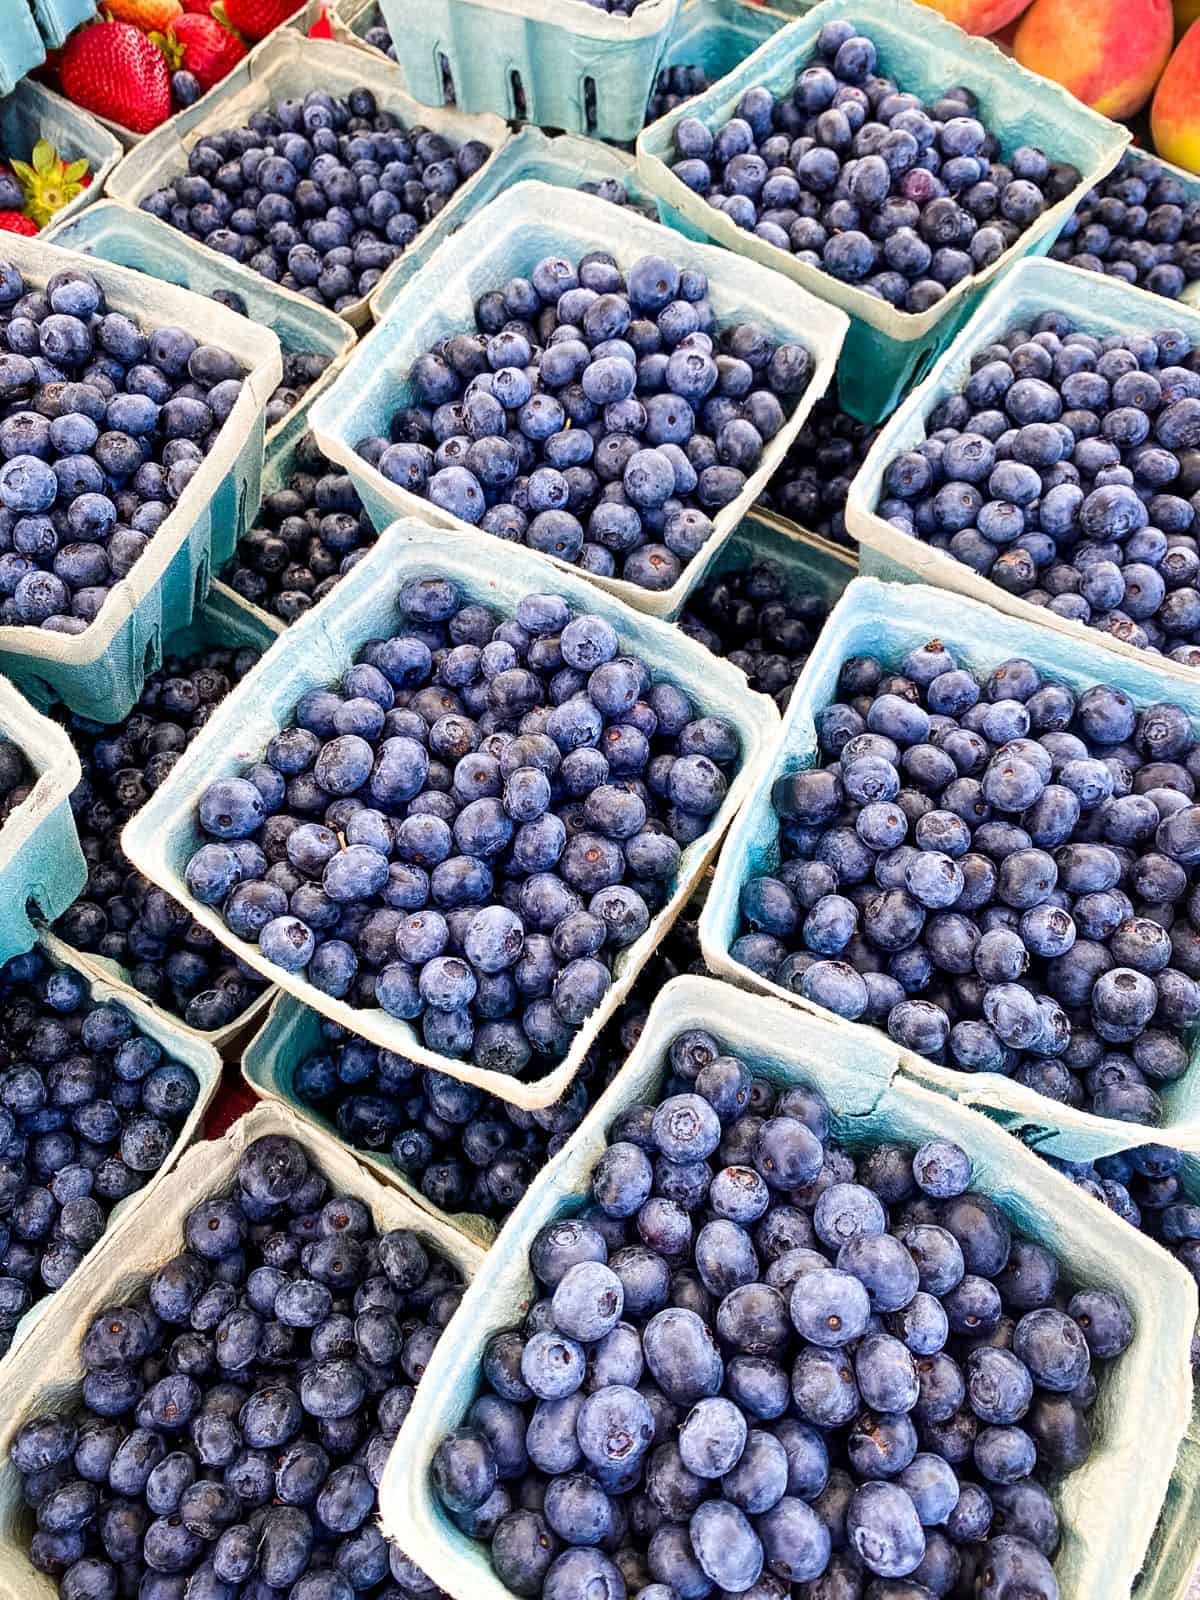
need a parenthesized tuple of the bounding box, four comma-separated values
(64, 160, 89, 183)
(32, 139, 55, 176)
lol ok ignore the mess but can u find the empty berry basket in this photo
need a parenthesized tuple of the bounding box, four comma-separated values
(120, 520, 780, 1112)
(0, 671, 84, 964)
(373, 0, 681, 144)
(701, 574, 1200, 1164)
(104, 31, 509, 331)
(44, 200, 356, 453)
(846, 256, 1200, 693)
(309, 180, 848, 622)
(0, 232, 281, 723)
(378, 973, 1197, 1600)
(635, 0, 1128, 427)
(0, 78, 121, 234)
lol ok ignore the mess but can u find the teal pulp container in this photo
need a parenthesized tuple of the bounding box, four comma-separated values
(29, 0, 96, 48)
(0, 6, 47, 98)
(656, 0, 788, 93)
(0, 79, 121, 231)
(379, 973, 1198, 1600)
(44, 199, 356, 450)
(635, 0, 1130, 426)
(121, 519, 781, 1112)
(373, 0, 681, 143)
(701, 573, 1200, 1165)
(0, 675, 84, 965)
(104, 31, 511, 330)
(0, 231, 281, 724)
(846, 256, 1200, 693)
(241, 990, 498, 1246)
(367, 127, 659, 324)
(50, 584, 283, 1051)
(310, 180, 849, 622)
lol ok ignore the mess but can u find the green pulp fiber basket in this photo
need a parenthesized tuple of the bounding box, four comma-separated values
(241, 989, 498, 1247)
(310, 180, 849, 622)
(846, 256, 1200, 693)
(50, 584, 282, 1051)
(0, 1097, 486, 1600)
(373, 0, 680, 144)
(380, 974, 1198, 1600)
(0, 930, 222, 1364)
(104, 32, 510, 331)
(635, 0, 1129, 426)
(367, 128, 659, 324)
(0, 232, 281, 724)
(0, 675, 84, 964)
(121, 519, 780, 1112)
(702, 573, 1200, 1165)
(0, 78, 121, 232)
(44, 199, 356, 451)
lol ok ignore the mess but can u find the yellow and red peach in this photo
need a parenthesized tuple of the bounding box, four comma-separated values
(1013, 0, 1174, 118)
(912, 0, 1033, 33)
(1152, 21, 1200, 173)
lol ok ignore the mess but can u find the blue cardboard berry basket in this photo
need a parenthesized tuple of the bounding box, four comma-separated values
(310, 180, 849, 622)
(0, 1097, 486, 1600)
(0, 231, 282, 724)
(655, 0, 789, 105)
(846, 256, 1200, 692)
(0, 929, 223, 1367)
(52, 584, 283, 1052)
(0, 6, 48, 99)
(28, 0, 97, 49)
(635, 0, 1129, 427)
(379, 973, 1198, 1600)
(120, 518, 781, 1112)
(44, 199, 356, 451)
(0, 673, 84, 965)
(0, 78, 122, 232)
(241, 989, 499, 1246)
(372, 0, 680, 145)
(366, 127, 661, 325)
(104, 31, 511, 332)
(701, 572, 1200, 1164)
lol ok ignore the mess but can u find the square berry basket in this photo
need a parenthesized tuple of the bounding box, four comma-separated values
(0, 1098, 485, 1600)
(0, 673, 84, 966)
(104, 31, 510, 332)
(634, 0, 1129, 428)
(120, 519, 781, 1112)
(44, 199, 357, 454)
(0, 231, 282, 723)
(845, 256, 1200, 694)
(700, 573, 1200, 1165)
(308, 180, 849, 623)
(378, 974, 1197, 1600)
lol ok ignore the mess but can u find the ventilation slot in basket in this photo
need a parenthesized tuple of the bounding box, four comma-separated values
(509, 68, 527, 121)
(583, 76, 598, 136)
(437, 51, 456, 105)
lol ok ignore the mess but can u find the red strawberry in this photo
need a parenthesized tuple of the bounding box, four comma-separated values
(152, 13, 246, 92)
(0, 213, 40, 235)
(212, 0, 298, 41)
(60, 20, 172, 134)
(307, 2, 333, 36)
(179, 0, 218, 10)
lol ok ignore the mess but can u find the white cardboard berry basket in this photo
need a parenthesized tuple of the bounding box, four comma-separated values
(380, 973, 1198, 1600)
(0, 1097, 486, 1600)
(701, 573, 1200, 1166)
(0, 929, 223, 1368)
(0, 231, 281, 723)
(309, 180, 849, 623)
(121, 519, 780, 1112)
(104, 31, 511, 332)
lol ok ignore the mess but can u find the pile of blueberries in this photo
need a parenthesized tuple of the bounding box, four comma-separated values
(53, 644, 270, 1034)
(360, 10, 399, 62)
(1051, 1142, 1200, 1288)
(0, 262, 248, 633)
(221, 433, 377, 625)
(139, 88, 492, 313)
(354, 250, 814, 593)
(0, 734, 31, 823)
(212, 287, 337, 431)
(0, 947, 201, 1346)
(679, 557, 830, 711)
(734, 636, 1200, 1125)
(433, 1031, 1133, 1600)
(878, 317, 1200, 664)
(183, 577, 741, 1075)
(668, 22, 1079, 314)
(1051, 152, 1200, 302)
(646, 64, 710, 127)
(10, 1132, 462, 1600)
(758, 385, 877, 547)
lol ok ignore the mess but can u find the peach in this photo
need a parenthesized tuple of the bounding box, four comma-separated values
(1013, 0, 1174, 118)
(912, 0, 1033, 32)
(1153, 21, 1200, 173)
